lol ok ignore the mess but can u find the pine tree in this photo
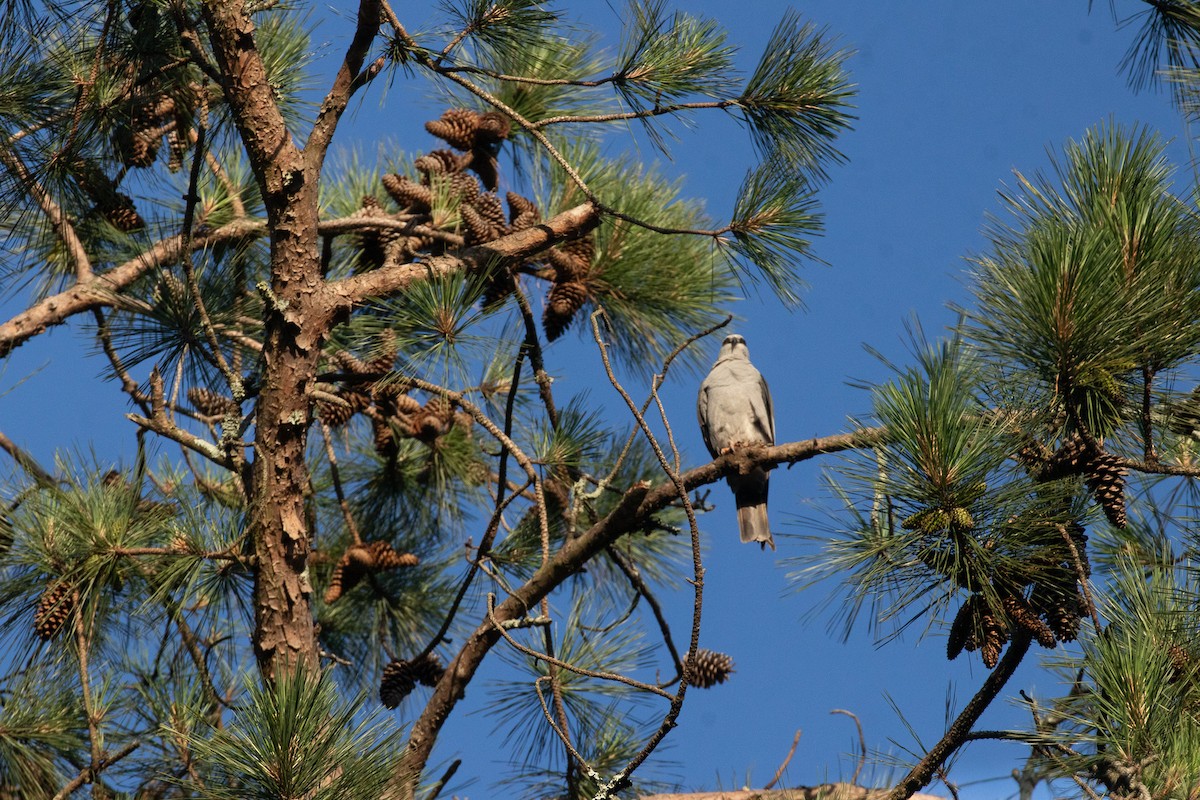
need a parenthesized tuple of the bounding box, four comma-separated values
(4, 3, 1200, 800)
(0, 1, 853, 798)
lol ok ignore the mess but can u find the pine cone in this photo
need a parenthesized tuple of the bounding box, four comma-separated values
(414, 149, 471, 176)
(102, 192, 145, 232)
(438, 171, 477, 204)
(947, 594, 978, 661)
(354, 195, 397, 270)
(166, 125, 187, 173)
(155, 272, 187, 304)
(409, 652, 445, 686)
(317, 395, 356, 427)
(543, 281, 588, 342)
(368, 334, 398, 376)
(188, 387, 238, 417)
(34, 580, 74, 640)
(363, 540, 419, 571)
(425, 108, 482, 151)
(685, 649, 735, 689)
(1037, 588, 1083, 643)
(324, 540, 419, 603)
(475, 111, 510, 146)
(461, 204, 503, 244)
(1168, 643, 1194, 684)
(472, 193, 506, 230)
(506, 192, 540, 229)
(382, 173, 432, 211)
(979, 606, 1010, 669)
(380, 659, 417, 708)
(1002, 594, 1057, 648)
(1085, 452, 1127, 528)
(332, 350, 372, 375)
(1038, 433, 1092, 481)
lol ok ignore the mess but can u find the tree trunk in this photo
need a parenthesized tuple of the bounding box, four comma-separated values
(200, 0, 332, 680)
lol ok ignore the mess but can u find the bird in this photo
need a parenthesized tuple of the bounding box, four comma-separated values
(697, 333, 775, 550)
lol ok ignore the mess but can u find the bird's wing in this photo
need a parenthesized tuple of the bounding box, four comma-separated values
(696, 382, 715, 456)
(759, 373, 775, 444)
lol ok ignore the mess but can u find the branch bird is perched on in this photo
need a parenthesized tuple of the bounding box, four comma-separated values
(697, 334, 776, 550)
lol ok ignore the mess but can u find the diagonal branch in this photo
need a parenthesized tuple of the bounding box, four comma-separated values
(0, 141, 92, 281)
(306, 0, 383, 165)
(0, 218, 263, 358)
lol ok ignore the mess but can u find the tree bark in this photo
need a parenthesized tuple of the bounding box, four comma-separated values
(200, 0, 329, 679)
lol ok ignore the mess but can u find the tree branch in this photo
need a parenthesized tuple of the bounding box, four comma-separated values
(306, 0, 382, 165)
(326, 201, 600, 307)
(0, 218, 263, 357)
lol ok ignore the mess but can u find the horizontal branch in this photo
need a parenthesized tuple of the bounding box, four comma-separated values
(327, 201, 599, 307)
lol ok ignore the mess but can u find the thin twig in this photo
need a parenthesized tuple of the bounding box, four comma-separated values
(762, 729, 802, 791)
(317, 417, 362, 544)
(486, 595, 672, 698)
(831, 709, 867, 786)
(421, 758, 460, 800)
(51, 740, 140, 800)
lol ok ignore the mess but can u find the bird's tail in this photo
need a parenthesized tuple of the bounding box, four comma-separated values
(733, 469, 773, 550)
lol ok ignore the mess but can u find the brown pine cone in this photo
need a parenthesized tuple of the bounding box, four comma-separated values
(34, 580, 75, 640)
(102, 193, 145, 232)
(947, 594, 979, 661)
(1085, 452, 1128, 528)
(188, 387, 239, 417)
(506, 192, 540, 228)
(166, 125, 187, 173)
(380, 659, 417, 708)
(414, 149, 471, 176)
(979, 605, 1010, 669)
(1037, 588, 1083, 643)
(1002, 594, 1057, 648)
(332, 350, 372, 375)
(425, 108, 481, 151)
(1038, 433, 1092, 481)
(475, 111, 510, 146)
(461, 204, 503, 244)
(543, 281, 588, 342)
(382, 173, 432, 211)
(317, 395, 356, 427)
(685, 649, 735, 689)
(409, 652, 445, 686)
(368, 332, 398, 374)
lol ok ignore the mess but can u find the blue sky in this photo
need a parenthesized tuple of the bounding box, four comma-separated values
(0, 2, 1194, 798)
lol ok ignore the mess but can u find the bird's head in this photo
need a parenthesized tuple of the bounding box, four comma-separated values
(717, 334, 749, 361)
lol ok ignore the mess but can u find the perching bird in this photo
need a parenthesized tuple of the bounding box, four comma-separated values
(697, 334, 775, 549)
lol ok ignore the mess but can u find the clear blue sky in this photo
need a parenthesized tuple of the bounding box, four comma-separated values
(0, 2, 1191, 798)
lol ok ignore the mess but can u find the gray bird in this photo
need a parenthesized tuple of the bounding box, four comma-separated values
(697, 334, 775, 550)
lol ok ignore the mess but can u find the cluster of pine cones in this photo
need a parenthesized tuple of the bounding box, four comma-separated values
(380, 652, 445, 708)
(323, 540, 419, 604)
(353, 107, 599, 342)
(944, 521, 1088, 668)
(315, 337, 474, 458)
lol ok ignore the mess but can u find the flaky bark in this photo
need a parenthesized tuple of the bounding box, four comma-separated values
(200, 0, 326, 679)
